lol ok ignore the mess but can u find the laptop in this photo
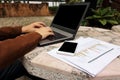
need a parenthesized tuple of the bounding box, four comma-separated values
(39, 2, 90, 46)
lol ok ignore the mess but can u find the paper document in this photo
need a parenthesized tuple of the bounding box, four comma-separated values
(75, 38, 114, 63)
(48, 37, 120, 77)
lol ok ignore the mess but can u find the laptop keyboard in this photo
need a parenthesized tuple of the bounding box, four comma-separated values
(47, 31, 66, 40)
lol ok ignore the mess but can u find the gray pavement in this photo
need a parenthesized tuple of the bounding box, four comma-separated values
(0, 16, 54, 27)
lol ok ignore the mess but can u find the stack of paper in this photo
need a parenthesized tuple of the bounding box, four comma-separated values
(47, 37, 120, 77)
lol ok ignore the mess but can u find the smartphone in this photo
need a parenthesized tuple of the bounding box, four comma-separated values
(57, 41, 78, 56)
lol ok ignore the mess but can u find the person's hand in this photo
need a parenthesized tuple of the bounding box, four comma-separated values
(22, 22, 46, 33)
(35, 26, 54, 39)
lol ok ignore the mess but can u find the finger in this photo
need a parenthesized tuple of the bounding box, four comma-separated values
(35, 22, 46, 27)
(34, 23, 47, 28)
(49, 31, 55, 35)
(34, 26, 41, 28)
(46, 27, 53, 32)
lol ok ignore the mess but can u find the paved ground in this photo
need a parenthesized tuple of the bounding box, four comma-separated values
(0, 16, 54, 28)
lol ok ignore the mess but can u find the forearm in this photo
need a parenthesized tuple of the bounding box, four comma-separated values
(0, 26, 22, 40)
(0, 32, 42, 69)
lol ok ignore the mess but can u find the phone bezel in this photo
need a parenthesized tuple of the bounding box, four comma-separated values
(57, 41, 78, 56)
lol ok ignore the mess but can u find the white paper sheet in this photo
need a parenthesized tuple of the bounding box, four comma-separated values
(47, 37, 120, 77)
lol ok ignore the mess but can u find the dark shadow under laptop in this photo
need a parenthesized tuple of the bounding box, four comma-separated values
(39, 2, 90, 46)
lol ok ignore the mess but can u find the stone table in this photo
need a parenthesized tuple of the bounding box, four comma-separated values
(112, 25, 120, 33)
(22, 26, 120, 80)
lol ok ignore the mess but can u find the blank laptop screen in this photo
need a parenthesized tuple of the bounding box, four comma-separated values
(52, 4, 87, 30)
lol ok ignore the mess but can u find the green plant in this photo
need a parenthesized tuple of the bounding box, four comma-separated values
(49, 6, 59, 15)
(86, 7, 120, 29)
(97, 0, 103, 7)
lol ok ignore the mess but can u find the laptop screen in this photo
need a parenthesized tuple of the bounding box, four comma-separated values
(51, 3, 89, 33)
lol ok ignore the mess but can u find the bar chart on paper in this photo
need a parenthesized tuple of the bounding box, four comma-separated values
(75, 41, 114, 63)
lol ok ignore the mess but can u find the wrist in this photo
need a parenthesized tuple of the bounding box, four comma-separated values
(35, 32, 44, 39)
(22, 26, 28, 33)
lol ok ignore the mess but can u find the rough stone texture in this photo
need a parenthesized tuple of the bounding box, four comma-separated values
(0, 3, 50, 17)
(112, 25, 120, 33)
(0, 16, 53, 27)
